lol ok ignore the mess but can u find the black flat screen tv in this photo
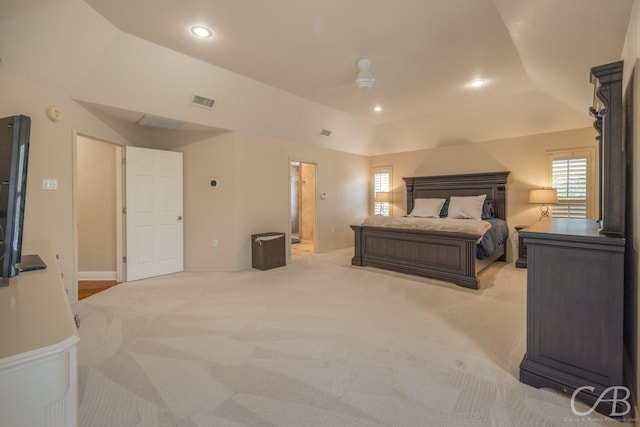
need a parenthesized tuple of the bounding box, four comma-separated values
(0, 115, 30, 279)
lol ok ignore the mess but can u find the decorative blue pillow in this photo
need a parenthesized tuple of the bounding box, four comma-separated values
(439, 200, 449, 218)
(482, 199, 495, 219)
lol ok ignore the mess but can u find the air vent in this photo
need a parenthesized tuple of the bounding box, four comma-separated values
(319, 128, 332, 137)
(136, 115, 185, 130)
(191, 94, 215, 109)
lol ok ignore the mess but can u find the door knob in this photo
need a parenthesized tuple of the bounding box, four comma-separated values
(178, 216, 183, 221)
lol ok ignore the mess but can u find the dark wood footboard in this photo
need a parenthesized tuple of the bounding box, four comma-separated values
(351, 224, 482, 289)
(352, 171, 510, 289)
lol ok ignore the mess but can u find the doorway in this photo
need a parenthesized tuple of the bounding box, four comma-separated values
(75, 142, 184, 299)
(76, 135, 123, 299)
(290, 161, 316, 258)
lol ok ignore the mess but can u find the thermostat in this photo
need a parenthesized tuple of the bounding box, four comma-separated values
(209, 178, 220, 188)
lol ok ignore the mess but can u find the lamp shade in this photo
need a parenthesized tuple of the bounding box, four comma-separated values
(529, 189, 558, 204)
(374, 191, 392, 203)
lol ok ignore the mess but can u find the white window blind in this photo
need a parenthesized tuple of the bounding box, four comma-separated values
(371, 167, 392, 216)
(552, 158, 587, 218)
(548, 148, 595, 219)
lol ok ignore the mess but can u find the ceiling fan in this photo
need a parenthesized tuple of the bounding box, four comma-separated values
(355, 58, 375, 89)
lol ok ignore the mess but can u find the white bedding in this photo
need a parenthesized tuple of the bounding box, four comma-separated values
(362, 216, 492, 242)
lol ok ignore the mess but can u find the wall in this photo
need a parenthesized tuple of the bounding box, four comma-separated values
(178, 131, 369, 271)
(621, 0, 640, 418)
(178, 132, 240, 271)
(0, 68, 129, 300)
(77, 136, 117, 277)
(370, 127, 599, 260)
(2, 65, 368, 291)
(234, 131, 369, 264)
(300, 162, 316, 242)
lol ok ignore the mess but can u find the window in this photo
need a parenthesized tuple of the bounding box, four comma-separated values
(371, 166, 392, 216)
(547, 148, 596, 219)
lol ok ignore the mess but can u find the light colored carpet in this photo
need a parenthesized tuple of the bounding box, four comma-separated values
(73, 248, 629, 426)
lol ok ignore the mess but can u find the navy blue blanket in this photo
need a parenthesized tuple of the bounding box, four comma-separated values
(477, 218, 508, 260)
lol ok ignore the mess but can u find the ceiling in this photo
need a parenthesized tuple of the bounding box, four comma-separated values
(0, 0, 634, 154)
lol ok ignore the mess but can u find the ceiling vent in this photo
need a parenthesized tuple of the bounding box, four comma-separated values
(136, 115, 185, 130)
(319, 128, 332, 137)
(191, 94, 215, 109)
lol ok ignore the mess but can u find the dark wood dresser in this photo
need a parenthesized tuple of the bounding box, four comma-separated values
(519, 218, 625, 416)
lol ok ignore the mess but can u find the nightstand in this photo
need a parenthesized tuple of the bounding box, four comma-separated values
(515, 225, 528, 268)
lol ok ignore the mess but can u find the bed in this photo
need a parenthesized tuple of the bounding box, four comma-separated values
(351, 171, 510, 289)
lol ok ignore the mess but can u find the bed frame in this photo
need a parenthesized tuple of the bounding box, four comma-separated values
(351, 171, 510, 289)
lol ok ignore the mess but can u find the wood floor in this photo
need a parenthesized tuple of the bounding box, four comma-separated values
(78, 280, 119, 300)
(291, 239, 314, 259)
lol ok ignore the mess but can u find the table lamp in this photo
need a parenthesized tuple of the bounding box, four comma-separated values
(529, 188, 558, 220)
(374, 191, 392, 216)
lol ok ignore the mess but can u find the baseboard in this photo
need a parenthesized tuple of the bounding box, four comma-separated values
(78, 271, 117, 281)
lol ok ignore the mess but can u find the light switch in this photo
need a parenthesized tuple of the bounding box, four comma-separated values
(42, 178, 57, 190)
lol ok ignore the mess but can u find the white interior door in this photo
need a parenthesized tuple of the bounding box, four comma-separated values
(125, 146, 183, 281)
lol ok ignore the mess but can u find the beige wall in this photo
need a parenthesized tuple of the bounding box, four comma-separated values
(178, 132, 240, 271)
(621, 0, 640, 415)
(178, 130, 369, 271)
(370, 127, 599, 260)
(1, 65, 369, 292)
(77, 135, 117, 275)
(0, 68, 128, 300)
(234, 131, 369, 262)
(299, 162, 316, 241)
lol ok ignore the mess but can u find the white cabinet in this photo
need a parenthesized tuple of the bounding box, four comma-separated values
(0, 241, 79, 427)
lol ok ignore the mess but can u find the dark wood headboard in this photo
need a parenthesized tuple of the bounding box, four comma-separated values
(402, 171, 510, 220)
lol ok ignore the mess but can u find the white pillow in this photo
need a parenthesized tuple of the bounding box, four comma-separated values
(447, 195, 487, 220)
(408, 198, 446, 218)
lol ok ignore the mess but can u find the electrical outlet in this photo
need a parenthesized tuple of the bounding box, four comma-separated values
(42, 178, 57, 190)
(212, 239, 218, 247)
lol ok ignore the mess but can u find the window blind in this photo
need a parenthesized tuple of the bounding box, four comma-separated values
(551, 157, 588, 218)
(372, 167, 392, 216)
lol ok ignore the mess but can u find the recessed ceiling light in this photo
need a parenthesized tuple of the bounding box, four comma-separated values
(191, 25, 213, 39)
(374, 105, 383, 112)
(469, 79, 487, 88)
